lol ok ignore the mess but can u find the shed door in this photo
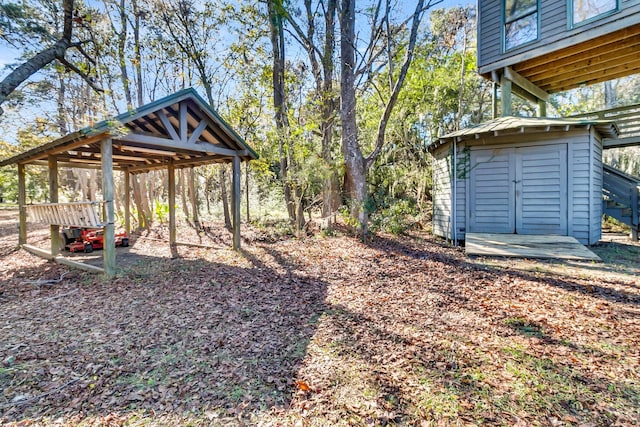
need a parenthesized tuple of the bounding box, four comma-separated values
(468, 148, 515, 233)
(468, 144, 567, 235)
(516, 145, 568, 235)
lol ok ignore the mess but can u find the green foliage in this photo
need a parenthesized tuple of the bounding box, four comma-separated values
(360, 5, 488, 232)
(370, 198, 419, 235)
(0, 1, 49, 47)
(154, 200, 169, 223)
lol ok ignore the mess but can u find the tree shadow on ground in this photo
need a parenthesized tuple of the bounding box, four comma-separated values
(0, 244, 328, 423)
(369, 234, 640, 307)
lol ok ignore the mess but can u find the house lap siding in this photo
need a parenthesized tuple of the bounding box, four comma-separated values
(432, 144, 467, 241)
(478, 0, 640, 73)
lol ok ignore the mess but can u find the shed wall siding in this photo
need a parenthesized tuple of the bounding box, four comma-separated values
(568, 134, 592, 244)
(455, 163, 466, 241)
(590, 130, 604, 244)
(432, 126, 607, 245)
(432, 146, 453, 239)
(478, 0, 640, 72)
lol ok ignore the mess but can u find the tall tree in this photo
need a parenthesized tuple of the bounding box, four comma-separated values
(339, 0, 431, 234)
(286, 0, 340, 226)
(267, 0, 298, 226)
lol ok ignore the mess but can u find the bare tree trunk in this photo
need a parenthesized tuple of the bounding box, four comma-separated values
(295, 187, 305, 234)
(320, 0, 340, 223)
(131, 175, 145, 229)
(604, 81, 617, 109)
(103, 0, 133, 109)
(456, 23, 467, 132)
(133, 0, 144, 107)
(88, 170, 97, 201)
(285, 0, 339, 226)
(267, 0, 296, 224)
(339, 0, 426, 235)
(189, 168, 199, 225)
(78, 171, 88, 201)
(138, 174, 152, 228)
(180, 169, 190, 223)
(220, 167, 232, 230)
(340, 0, 368, 234)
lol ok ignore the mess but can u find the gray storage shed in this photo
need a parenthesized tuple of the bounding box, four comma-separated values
(430, 116, 618, 245)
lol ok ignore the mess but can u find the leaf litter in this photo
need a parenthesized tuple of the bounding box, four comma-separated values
(0, 209, 638, 426)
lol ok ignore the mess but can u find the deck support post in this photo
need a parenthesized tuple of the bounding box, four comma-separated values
(500, 76, 512, 116)
(631, 187, 639, 241)
(168, 161, 177, 256)
(18, 163, 26, 245)
(492, 81, 498, 119)
(232, 155, 241, 250)
(48, 155, 60, 256)
(537, 99, 547, 117)
(101, 138, 116, 278)
(124, 169, 131, 236)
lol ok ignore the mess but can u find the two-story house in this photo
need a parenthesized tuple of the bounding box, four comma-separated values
(430, 0, 640, 245)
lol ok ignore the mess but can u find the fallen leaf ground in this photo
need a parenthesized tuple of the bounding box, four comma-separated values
(0, 207, 638, 426)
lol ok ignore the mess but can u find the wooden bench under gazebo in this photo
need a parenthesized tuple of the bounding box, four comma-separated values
(0, 88, 257, 277)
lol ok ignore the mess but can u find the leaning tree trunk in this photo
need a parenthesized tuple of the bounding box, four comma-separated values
(131, 175, 146, 230)
(0, 40, 71, 115)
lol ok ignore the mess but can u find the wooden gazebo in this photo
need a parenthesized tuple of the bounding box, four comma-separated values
(0, 88, 257, 277)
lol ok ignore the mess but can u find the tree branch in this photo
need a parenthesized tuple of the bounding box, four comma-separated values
(57, 57, 104, 93)
(365, 0, 427, 169)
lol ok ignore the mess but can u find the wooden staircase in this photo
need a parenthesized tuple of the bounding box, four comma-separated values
(602, 164, 640, 240)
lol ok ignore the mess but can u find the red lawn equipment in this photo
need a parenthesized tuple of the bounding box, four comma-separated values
(62, 227, 129, 253)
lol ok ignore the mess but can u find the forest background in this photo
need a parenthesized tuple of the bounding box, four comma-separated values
(1, 0, 639, 236)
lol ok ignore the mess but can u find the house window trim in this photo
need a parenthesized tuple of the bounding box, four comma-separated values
(503, 0, 540, 52)
(568, 0, 619, 29)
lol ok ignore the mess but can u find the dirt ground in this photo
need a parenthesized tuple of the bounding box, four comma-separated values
(0, 207, 638, 426)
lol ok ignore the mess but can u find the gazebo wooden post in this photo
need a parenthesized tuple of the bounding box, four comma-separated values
(48, 155, 61, 256)
(124, 169, 131, 236)
(168, 162, 177, 254)
(17, 163, 27, 245)
(232, 155, 241, 250)
(101, 138, 116, 277)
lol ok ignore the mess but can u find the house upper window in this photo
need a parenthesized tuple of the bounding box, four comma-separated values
(504, 0, 538, 50)
(572, 0, 617, 26)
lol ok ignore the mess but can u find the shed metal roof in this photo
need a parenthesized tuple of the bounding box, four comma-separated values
(431, 116, 619, 151)
(0, 88, 257, 172)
